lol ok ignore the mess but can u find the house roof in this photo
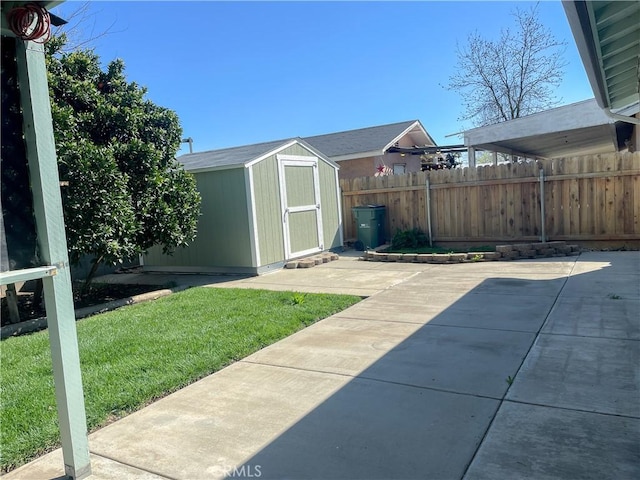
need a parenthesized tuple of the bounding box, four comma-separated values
(562, 0, 640, 115)
(177, 138, 338, 173)
(303, 120, 437, 162)
(463, 98, 633, 158)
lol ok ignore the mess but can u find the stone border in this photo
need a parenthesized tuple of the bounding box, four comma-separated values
(284, 253, 340, 269)
(1, 285, 190, 339)
(361, 241, 581, 264)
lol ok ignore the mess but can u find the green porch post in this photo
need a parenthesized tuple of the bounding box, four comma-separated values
(15, 40, 91, 479)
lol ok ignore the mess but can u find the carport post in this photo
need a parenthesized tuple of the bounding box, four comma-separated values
(16, 39, 91, 479)
(467, 147, 476, 168)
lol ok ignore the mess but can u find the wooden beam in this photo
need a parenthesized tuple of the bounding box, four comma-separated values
(343, 185, 424, 196)
(341, 169, 639, 196)
(16, 39, 91, 480)
(0, 265, 57, 285)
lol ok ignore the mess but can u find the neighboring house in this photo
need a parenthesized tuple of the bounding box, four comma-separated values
(304, 120, 437, 179)
(144, 138, 343, 275)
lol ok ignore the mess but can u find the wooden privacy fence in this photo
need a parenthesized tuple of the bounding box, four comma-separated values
(340, 152, 640, 244)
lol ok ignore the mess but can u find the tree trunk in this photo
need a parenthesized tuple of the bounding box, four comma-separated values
(82, 255, 104, 294)
(34, 278, 44, 308)
(5, 283, 21, 324)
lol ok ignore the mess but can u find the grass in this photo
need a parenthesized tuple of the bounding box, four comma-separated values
(0, 287, 361, 473)
(383, 245, 495, 254)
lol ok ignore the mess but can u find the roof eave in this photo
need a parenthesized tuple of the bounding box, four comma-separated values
(244, 139, 299, 167)
(562, 0, 610, 110)
(330, 150, 385, 162)
(184, 138, 341, 173)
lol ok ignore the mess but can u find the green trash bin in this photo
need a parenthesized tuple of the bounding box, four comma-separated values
(352, 205, 386, 250)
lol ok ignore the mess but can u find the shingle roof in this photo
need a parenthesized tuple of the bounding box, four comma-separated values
(176, 120, 430, 171)
(178, 138, 294, 171)
(303, 120, 419, 157)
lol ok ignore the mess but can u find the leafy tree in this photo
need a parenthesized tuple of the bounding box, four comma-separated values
(447, 5, 567, 126)
(45, 35, 201, 287)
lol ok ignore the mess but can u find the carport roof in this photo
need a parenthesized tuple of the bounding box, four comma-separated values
(463, 99, 633, 158)
(177, 138, 336, 173)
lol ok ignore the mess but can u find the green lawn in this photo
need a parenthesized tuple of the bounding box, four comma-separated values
(0, 287, 361, 473)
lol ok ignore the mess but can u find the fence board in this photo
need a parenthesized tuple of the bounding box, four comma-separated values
(579, 156, 593, 235)
(339, 152, 640, 243)
(604, 156, 616, 235)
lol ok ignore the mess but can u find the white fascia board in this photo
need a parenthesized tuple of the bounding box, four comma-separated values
(330, 150, 384, 162)
(562, 0, 610, 109)
(335, 168, 344, 247)
(184, 163, 243, 175)
(245, 139, 299, 168)
(184, 140, 301, 174)
(245, 166, 260, 267)
(383, 120, 437, 151)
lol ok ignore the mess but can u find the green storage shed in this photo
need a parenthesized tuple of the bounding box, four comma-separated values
(143, 138, 343, 275)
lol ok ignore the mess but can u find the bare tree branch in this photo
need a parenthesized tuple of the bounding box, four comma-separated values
(51, 2, 122, 53)
(446, 4, 567, 127)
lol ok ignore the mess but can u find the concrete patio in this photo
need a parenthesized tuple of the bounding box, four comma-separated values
(4, 251, 639, 479)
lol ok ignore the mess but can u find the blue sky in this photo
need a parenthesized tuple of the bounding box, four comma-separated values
(52, 1, 595, 156)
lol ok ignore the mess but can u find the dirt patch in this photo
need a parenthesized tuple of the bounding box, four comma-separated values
(1, 282, 165, 327)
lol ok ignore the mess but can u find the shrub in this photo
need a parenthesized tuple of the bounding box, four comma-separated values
(391, 228, 429, 249)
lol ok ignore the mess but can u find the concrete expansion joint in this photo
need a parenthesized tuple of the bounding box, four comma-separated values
(89, 451, 177, 480)
(240, 361, 503, 402)
(502, 398, 640, 420)
(354, 374, 504, 401)
(239, 359, 358, 380)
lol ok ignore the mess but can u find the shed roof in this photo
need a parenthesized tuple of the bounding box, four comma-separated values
(178, 138, 337, 173)
(303, 120, 436, 161)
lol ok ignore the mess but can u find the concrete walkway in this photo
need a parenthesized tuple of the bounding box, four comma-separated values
(4, 252, 639, 479)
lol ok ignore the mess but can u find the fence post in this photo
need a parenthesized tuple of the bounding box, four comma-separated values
(426, 176, 433, 247)
(539, 168, 546, 243)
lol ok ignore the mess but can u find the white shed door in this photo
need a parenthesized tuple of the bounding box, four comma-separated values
(278, 156, 324, 259)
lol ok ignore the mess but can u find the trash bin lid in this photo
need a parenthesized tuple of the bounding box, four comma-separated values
(353, 204, 385, 209)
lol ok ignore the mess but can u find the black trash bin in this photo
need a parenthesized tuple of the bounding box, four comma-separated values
(352, 205, 386, 250)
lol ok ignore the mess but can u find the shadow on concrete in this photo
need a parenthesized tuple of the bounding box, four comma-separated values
(226, 254, 639, 480)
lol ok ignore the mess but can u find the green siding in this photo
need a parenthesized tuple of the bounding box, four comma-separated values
(252, 157, 284, 265)
(145, 168, 253, 268)
(252, 143, 330, 265)
(278, 143, 341, 251)
(279, 143, 318, 158)
(145, 141, 341, 271)
(289, 210, 320, 253)
(319, 160, 342, 249)
(284, 165, 315, 207)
